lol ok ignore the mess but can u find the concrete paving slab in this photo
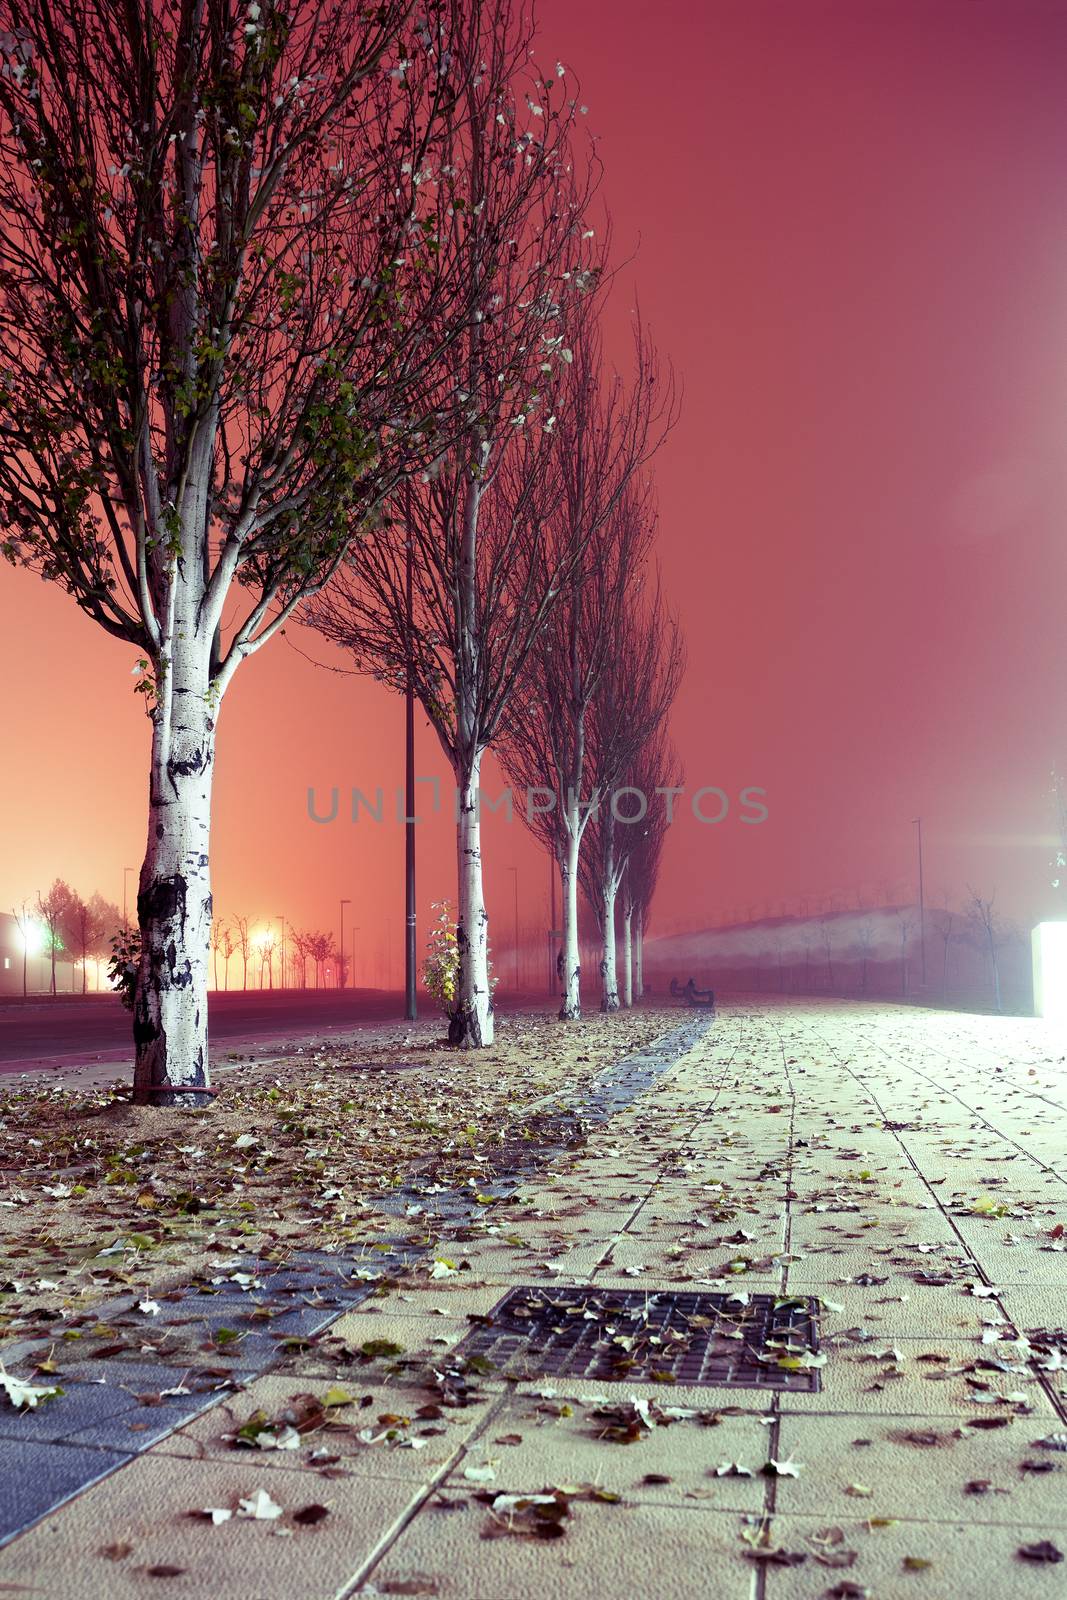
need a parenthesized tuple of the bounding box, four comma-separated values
(0, 1452, 424, 1599)
(363, 1494, 755, 1600)
(0, 1438, 132, 1547)
(774, 1410, 1067, 1526)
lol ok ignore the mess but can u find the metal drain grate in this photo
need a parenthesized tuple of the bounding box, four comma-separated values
(455, 1286, 821, 1392)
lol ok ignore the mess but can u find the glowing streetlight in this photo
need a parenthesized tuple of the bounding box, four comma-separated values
(251, 927, 275, 990)
(17, 920, 44, 954)
(1032, 922, 1067, 1024)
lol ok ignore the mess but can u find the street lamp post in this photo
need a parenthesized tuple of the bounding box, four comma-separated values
(277, 916, 285, 991)
(912, 817, 926, 986)
(339, 899, 351, 990)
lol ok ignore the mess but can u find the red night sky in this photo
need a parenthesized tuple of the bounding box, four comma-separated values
(3, 0, 1067, 976)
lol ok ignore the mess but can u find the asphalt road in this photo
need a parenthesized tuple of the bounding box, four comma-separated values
(0, 988, 558, 1071)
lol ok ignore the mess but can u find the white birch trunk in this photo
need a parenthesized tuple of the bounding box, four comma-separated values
(635, 910, 644, 998)
(621, 902, 633, 1007)
(133, 615, 216, 1106)
(452, 748, 494, 1047)
(599, 877, 620, 1012)
(559, 816, 581, 1020)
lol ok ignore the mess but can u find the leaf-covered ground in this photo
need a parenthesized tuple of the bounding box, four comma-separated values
(0, 1009, 673, 1351)
(4, 1000, 1067, 1600)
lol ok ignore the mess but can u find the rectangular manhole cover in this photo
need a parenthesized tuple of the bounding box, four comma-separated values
(455, 1286, 821, 1391)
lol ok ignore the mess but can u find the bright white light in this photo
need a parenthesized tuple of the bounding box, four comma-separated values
(17, 921, 44, 954)
(251, 929, 272, 947)
(1032, 922, 1067, 1023)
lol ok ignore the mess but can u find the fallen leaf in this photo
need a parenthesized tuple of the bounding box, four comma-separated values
(237, 1488, 283, 1521)
(293, 1504, 330, 1526)
(1018, 1541, 1064, 1564)
(0, 1369, 61, 1410)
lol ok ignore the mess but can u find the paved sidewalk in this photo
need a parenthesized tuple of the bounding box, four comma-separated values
(2, 999, 1066, 1599)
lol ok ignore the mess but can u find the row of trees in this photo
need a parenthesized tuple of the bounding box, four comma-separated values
(11, 882, 121, 995)
(209, 919, 343, 991)
(0, 0, 682, 1099)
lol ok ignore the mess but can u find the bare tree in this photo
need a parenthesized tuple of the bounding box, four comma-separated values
(577, 576, 683, 1011)
(0, 0, 482, 1101)
(625, 771, 674, 1005)
(63, 893, 108, 994)
(232, 916, 250, 992)
(965, 888, 1003, 1013)
(618, 736, 680, 1007)
(935, 892, 956, 996)
(11, 900, 35, 998)
(86, 893, 122, 990)
(36, 880, 75, 995)
(854, 916, 875, 996)
(291, 929, 313, 990)
(258, 929, 276, 991)
(799, 923, 817, 992)
(896, 909, 916, 996)
(499, 324, 676, 1020)
(210, 917, 226, 993)
(306, 931, 335, 990)
(773, 932, 787, 993)
(306, 4, 601, 1046)
(818, 916, 836, 994)
(219, 922, 235, 992)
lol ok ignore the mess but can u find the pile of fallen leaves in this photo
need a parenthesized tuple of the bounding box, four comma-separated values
(0, 1012, 672, 1348)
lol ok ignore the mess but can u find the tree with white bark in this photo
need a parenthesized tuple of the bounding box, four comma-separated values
(0, 0, 481, 1102)
(621, 738, 679, 1006)
(577, 575, 684, 1012)
(306, 1, 600, 1046)
(498, 324, 675, 1020)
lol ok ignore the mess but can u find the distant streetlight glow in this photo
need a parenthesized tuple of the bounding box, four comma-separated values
(18, 920, 45, 954)
(1032, 922, 1067, 1024)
